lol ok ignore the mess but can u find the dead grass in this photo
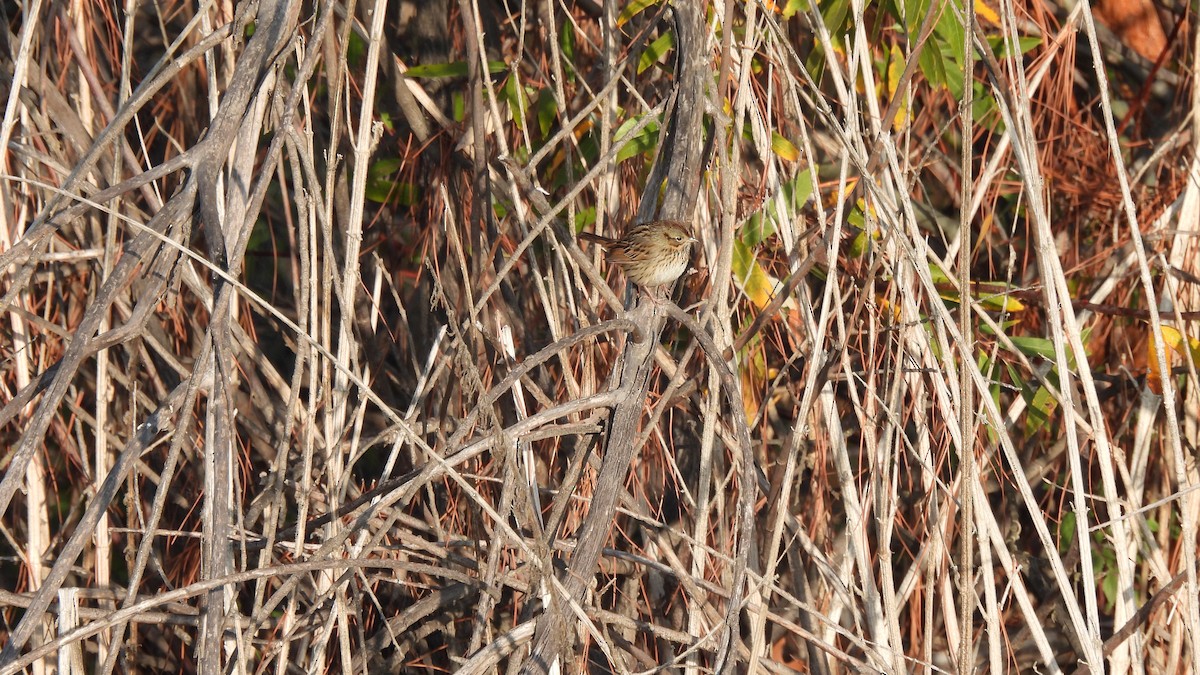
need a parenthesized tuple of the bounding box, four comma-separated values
(1, 0, 1198, 672)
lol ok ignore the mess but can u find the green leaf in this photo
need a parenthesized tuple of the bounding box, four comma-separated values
(926, 13, 967, 99)
(848, 229, 870, 258)
(246, 216, 271, 252)
(978, 318, 1022, 336)
(534, 89, 557, 139)
(972, 82, 1005, 132)
(756, 167, 812, 227)
(806, 48, 827, 83)
(847, 200, 868, 229)
(347, 31, 366, 66)
(1059, 512, 1077, 553)
(560, 21, 576, 67)
(918, 37, 948, 88)
(933, 10, 965, 62)
(365, 158, 420, 205)
(822, 0, 852, 34)
(452, 92, 465, 122)
(975, 352, 1003, 444)
(1016, 35, 1043, 54)
(732, 238, 754, 286)
(988, 34, 1043, 58)
(783, 170, 814, 213)
(638, 31, 676, 74)
(504, 75, 529, 131)
(614, 115, 660, 163)
(1008, 334, 1088, 369)
(1101, 570, 1119, 613)
(618, 0, 661, 26)
(1003, 362, 1024, 392)
(405, 60, 507, 79)
(930, 273, 1026, 313)
(370, 158, 403, 176)
(1008, 336, 1056, 361)
(941, 50, 965, 98)
(367, 182, 419, 205)
(741, 214, 776, 248)
(783, 0, 806, 18)
(559, 20, 573, 58)
(972, 92, 996, 122)
(1025, 383, 1056, 436)
(573, 208, 597, 233)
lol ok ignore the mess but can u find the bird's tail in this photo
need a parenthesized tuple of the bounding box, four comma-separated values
(577, 231, 617, 247)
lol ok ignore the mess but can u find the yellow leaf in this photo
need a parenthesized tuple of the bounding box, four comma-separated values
(824, 177, 857, 208)
(617, 0, 660, 27)
(984, 295, 1025, 312)
(1160, 325, 1184, 350)
(1148, 332, 1171, 394)
(732, 238, 773, 309)
(740, 348, 765, 422)
(1148, 326, 1200, 393)
(1161, 326, 1200, 366)
(877, 295, 902, 323)
(886, 44, 910, 132)
(971, 213, 994, 259)
(771, 132, 800, 162)
(739, 258, 776, 310)
(975, 0, 1000, 25)
(974, 282, 1026, 312)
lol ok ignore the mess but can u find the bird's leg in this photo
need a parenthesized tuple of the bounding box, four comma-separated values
(641, 285, 668, 315)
